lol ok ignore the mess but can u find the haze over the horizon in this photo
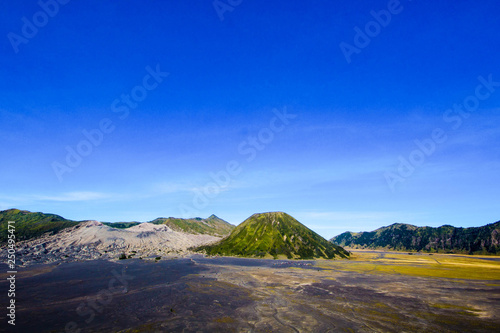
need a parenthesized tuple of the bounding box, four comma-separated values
(1, 1, 499, 238)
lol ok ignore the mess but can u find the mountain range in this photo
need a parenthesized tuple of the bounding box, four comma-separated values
(149, 215, 234, 236)
(0, 209, 234, 244)
(331, 221, 500, 255)
(101, 215, 234, 237)
(2, 208, 499, 264)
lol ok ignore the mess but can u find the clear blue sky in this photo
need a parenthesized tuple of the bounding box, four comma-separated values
(1, 0, 499, 238)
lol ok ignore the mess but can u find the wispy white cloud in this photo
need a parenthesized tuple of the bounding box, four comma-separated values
(0, 191, 114, 204)
(33, 191, 111, 202)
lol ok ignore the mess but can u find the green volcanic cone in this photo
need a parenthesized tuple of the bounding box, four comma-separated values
(198, 212, 349, 259)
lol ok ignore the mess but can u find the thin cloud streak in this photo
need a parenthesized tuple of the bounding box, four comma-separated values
(33, 192, 111, 202)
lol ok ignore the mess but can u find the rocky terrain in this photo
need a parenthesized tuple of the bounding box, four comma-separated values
(1, 220, 221, 266)
(2, 252, 498, 332)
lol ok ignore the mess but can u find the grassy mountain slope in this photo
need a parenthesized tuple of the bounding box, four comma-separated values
(198, 212, 349, 259)
(151, 214, 234, 236)
(331, 221, 500, 254)
(0, 209, 80, 243)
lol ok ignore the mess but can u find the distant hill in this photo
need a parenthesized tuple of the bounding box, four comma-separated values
(150, 214, 234, 237)
(197, 212, 349, 259)
(0, 209, 79, 243)
(331, 221, 500, 255)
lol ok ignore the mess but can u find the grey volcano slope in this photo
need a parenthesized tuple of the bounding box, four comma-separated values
(2, 221, 222, 265)
(331, 221, 500, 255)
(196, 212, 349, 259)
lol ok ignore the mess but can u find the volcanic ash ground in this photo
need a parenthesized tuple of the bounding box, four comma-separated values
(6, 221, 221, 265)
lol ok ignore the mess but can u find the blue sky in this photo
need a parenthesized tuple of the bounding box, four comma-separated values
(1, 0, 499, 238)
